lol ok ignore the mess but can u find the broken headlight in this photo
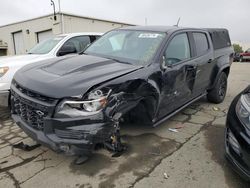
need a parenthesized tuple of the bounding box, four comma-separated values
(55, 89, 112, 118)
(236, 94, 250, 128)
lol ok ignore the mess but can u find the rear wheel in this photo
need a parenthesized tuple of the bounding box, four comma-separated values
(207, 72, 228, 104)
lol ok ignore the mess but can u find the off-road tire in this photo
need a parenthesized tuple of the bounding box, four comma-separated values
(207, 72, 227, 104)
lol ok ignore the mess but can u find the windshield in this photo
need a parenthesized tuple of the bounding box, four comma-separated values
(28, 36, 65, 54)
(85, 30, 166, 65)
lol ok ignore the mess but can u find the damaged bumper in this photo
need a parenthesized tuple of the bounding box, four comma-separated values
(10, 81, 118, 156)
(12, 113, 115, 156)
(10, 81, 139, 156)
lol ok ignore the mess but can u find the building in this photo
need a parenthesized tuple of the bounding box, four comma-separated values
(0, 40, 8, 56)
(0, 12, 133, 56)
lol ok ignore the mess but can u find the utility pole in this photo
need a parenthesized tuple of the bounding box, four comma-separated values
(50, 0, 57, 21)
(58, 0, 64, 34)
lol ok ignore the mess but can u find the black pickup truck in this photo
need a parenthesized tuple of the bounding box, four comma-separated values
(11, 26, 234, 159)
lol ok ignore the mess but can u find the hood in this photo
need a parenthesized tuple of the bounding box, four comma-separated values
(0, 54, 49, 67)
(14, 55, 143, 98)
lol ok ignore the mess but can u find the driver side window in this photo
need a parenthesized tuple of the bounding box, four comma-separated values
(62, 36, 91, 53)
(165, 33, 191, 65)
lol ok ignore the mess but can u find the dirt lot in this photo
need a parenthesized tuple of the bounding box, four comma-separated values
(0, 63, 250, 188)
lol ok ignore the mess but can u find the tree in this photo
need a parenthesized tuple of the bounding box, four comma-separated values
(233, 43, 243, 53)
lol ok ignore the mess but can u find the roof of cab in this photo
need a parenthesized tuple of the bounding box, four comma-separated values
(58, 32, 103, 37)
(118, 26, 226, 34)
(118, 25, 188, 33)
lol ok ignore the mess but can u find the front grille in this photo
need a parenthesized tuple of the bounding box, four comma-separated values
(12, 96, 48, 130)
(11, 81, 56, 131)
(13, 80, 56, 103)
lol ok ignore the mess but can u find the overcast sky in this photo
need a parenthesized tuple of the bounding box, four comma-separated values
(1, 0, 250, 44)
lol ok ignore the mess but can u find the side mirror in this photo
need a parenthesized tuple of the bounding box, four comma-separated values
(58, 44, 77, 56)
(160, 56, 172, 70)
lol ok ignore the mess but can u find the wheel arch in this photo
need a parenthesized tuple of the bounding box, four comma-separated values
(210, 64, 230, 90)
(123, 79, 161, 125)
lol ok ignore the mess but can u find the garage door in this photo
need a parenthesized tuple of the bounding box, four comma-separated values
(37, 30, 53, 43)
(13, 31, 25, 55)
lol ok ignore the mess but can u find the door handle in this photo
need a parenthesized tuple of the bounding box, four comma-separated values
(208, 59, 212, 63)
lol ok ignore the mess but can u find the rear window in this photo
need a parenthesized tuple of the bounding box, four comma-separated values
(207, 29, 231, 50)
(193, 32, 209, 56)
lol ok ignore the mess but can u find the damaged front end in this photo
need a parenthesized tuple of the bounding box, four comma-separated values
(11, 82, 141, 160)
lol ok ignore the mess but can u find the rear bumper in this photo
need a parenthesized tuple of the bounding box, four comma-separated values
(12, 114, 115, 156)
(225, 94, 250, 181)
(0, 90, 9, 107)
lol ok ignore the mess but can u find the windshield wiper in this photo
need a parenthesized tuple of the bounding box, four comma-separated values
(79, 51, 87, 55)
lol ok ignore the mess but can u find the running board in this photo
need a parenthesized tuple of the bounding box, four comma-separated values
(153, 93, 207, 127)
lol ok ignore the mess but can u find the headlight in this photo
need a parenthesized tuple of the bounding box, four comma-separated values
(0, 67, 9, 78)
(55, 88, 111, 118)
(236, 94, 250, 127)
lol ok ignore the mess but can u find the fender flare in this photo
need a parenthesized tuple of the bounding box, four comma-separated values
(210, 64, 230, 90)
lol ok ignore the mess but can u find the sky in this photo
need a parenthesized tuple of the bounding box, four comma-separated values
(0, 0, 250, 45)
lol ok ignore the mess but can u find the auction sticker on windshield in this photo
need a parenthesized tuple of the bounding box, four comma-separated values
(138, 33, 163, 38)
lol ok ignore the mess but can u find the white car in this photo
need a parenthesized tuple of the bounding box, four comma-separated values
(0, 32, 102, 106)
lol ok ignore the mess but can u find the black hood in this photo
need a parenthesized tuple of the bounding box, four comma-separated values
(14, 55, 142, 98)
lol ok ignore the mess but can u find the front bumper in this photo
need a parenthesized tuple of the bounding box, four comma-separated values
(0, 90, 9, 107)
(12, 114, 115, 156)
(10, 81, 117, 156)
(225, 95, 250, 181)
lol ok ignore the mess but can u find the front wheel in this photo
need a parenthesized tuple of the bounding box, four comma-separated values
(207, 72, 228, 104)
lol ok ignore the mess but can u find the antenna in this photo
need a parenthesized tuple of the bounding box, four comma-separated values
(145, 17, 148, 26)
(174, 17, 181, 27)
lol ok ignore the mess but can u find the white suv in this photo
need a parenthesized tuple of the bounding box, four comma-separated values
(0, 32, 102, 106)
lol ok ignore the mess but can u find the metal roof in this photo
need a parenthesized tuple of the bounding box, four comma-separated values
(0, 12, 135, 28)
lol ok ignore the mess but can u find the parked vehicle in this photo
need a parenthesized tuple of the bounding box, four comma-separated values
(225, 85, 250, 181)
(0, 32, 102, 107)
(11, 26, 234, 161)
(239, 48, 250, 62)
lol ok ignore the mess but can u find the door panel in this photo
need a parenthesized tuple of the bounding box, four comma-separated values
(191, 32, 214, 95)
(157, 32, 197, 119)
